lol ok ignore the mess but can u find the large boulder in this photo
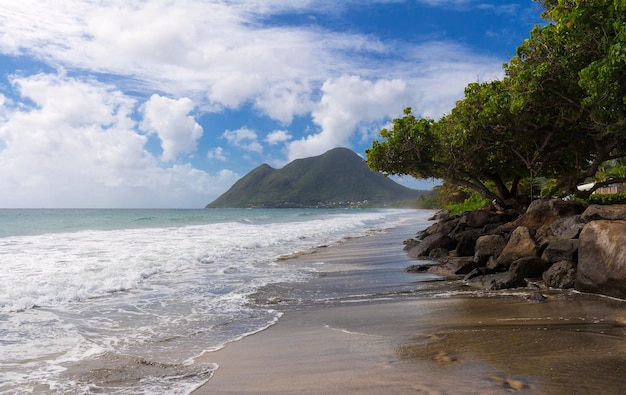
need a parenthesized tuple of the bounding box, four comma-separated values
(508, 199, 586, 231)
(497, 227, 538, 267)
(581, 204, 626, 222)
(541, 238, 579, 264)
(473, 234, 506, 264)
(576, 220, 626, 299)
(543, 260, 577, 289)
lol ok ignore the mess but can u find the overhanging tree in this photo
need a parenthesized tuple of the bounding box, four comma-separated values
(367, 0, 626, 203)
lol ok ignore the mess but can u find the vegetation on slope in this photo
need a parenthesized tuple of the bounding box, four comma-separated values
(207, 147, 428, 208)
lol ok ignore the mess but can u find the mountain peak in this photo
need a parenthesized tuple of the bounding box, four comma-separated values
(206, 148, 425, 208)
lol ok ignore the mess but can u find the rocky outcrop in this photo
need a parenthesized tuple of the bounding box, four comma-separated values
(405, 199, 626, 298)
(576, 220, 626, 299)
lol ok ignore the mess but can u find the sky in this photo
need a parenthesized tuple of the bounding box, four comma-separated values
(0, 0, 544, 208)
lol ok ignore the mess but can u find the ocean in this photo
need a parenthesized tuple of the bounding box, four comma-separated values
(0, 208, 434, 394)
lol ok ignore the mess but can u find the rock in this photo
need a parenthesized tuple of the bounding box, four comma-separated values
(461, 210, 503, 228)
(549, 215, 585, 239)
(465, 271, 526, 290)
(405, 264, 431, 273)
(473, 234, 506, 264)
(497, 226, 538, 267)
(463, 267, 495, 281)
(428, 247, 449, 260)
(453, 229, 482, 257)
(425, 217, 460, 238)
(427, 257, 479, 277)
(576, 220, 626, 298)
(485, 256, 502, 271)
(406, 232, 456, 258)
(534, 224, 554, 249)
(581, 204, 626, 222)
(402, 238, 419, 251)
(541, 238, 579, 263)
(505, 199, 586, 231)
(428, 210, 450, 221)
(525, 291, 547, 302)
(509, 257, 550, 279)
(543, 260, 577, 289)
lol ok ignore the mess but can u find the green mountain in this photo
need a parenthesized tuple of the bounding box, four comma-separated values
(206, 147, 427, 208)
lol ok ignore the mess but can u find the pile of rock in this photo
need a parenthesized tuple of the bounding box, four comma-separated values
(405, 199, 626, 299)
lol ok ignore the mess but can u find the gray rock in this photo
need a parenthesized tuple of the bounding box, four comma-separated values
(576, 220, 626, 298)
(427, 257, 479, 277)
(543, 260, 577, 289)
(541, 238, 579, 263)
(407, 232, 456, 258)
(549, 215, 585, 239)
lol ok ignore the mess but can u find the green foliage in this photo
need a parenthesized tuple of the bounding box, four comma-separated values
(367, 0, 626, 204)
(207, 148, 427, 208)
(444, 193, 490, 216)
(586, 193, 626, 205)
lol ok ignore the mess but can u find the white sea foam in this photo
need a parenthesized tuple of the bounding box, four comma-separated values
(0, 208, 429, 394)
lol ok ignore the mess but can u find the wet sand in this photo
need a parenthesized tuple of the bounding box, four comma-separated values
(193, 222, 626, 395)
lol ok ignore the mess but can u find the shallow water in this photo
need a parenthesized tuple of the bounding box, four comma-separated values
(0, 208, 433, 394)
(214, 220, 626, 395)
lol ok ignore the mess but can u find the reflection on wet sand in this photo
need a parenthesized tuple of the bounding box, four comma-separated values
(395, 293, 626, 394)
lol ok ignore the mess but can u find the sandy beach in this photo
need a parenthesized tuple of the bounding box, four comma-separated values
(193, 222, 626, 395)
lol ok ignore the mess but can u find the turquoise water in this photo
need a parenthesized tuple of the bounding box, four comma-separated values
(0, 208, 434, 394)
(0, 208, 339, 237)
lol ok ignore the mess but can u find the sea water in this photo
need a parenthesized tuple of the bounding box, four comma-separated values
(0, 208, 433, 394)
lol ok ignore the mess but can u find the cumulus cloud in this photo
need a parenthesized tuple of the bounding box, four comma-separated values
(287, 75, 413, 160)
(0, 72, 236, 208)
(0, 1, 527, 206)
(140, 94, 203, 162)
(223, 127, 263, 153)
(265, 130, 292, 145)
(207, 146, 227, 161)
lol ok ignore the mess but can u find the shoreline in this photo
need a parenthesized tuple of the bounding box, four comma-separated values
(192, 217, 626, 394)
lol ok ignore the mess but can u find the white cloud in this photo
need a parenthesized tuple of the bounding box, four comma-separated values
(287, 75, 413, 160)
(0, 1, 526, 206)
(140, 94, 203, 162)
(0, 72, 236, 208)
(207, 146, 227, 161)
(265, 130, 292, 145)
(254, 81, 314, 124)
(223, 127, 263, 153)
(0, 1, 387, 123)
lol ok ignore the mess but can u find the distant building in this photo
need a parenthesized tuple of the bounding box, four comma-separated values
(577, 182, 625, 194)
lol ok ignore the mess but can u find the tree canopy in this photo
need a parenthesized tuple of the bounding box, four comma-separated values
(367, 0, 626, 204)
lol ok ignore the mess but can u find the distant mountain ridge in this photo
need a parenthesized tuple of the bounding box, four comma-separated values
(206, 147, 426, 208)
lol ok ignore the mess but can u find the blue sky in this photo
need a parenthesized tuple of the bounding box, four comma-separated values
(0, 0, 543, 208)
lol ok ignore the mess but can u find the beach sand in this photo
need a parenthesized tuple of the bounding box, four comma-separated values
(193, 222, 626, 395)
